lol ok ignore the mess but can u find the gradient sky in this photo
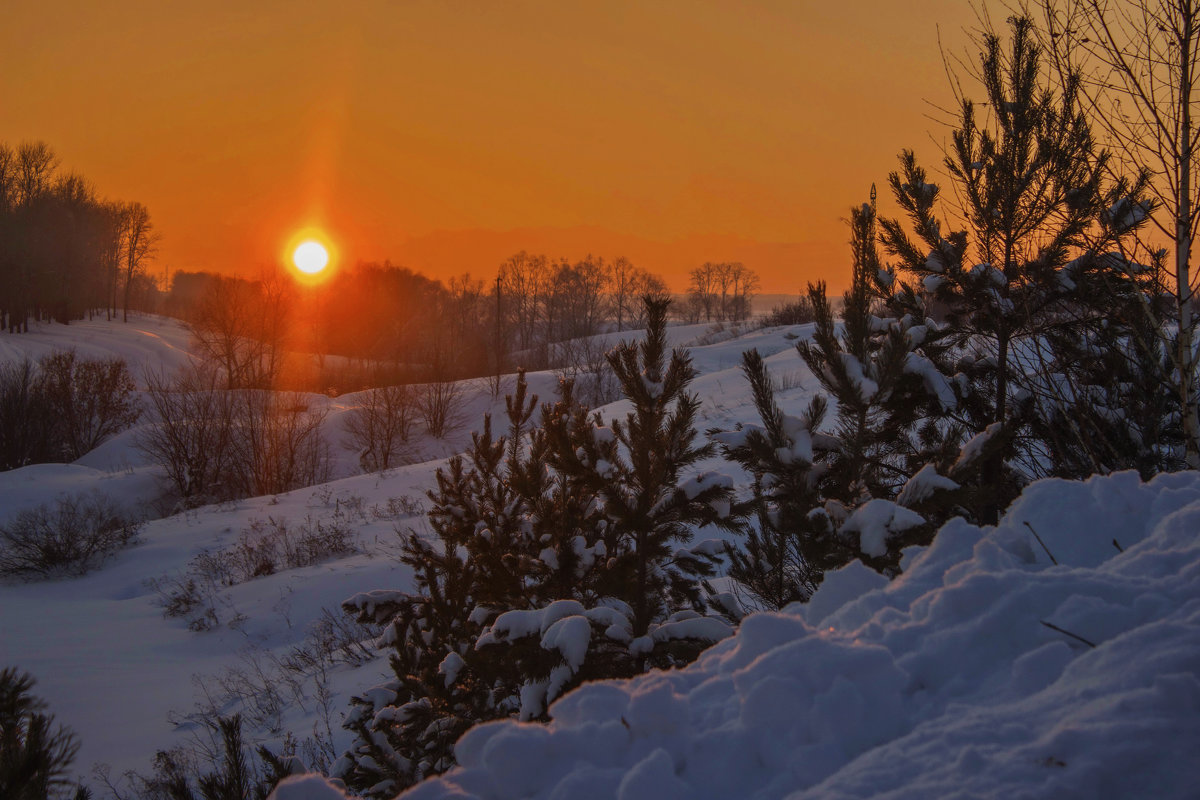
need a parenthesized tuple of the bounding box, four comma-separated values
(2, 1, 981, 292)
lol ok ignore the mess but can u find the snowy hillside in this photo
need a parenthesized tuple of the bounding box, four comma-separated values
(0, 314, 804, 786)
(2, 315, 1198, 799)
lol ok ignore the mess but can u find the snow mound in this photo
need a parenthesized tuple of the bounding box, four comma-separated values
(394, 470, 1200, 799)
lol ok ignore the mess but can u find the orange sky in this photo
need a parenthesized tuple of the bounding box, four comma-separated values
(2, 1, 981, 293)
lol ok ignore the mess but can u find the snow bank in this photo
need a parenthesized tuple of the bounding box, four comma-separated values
(395, 470, 1200, 799)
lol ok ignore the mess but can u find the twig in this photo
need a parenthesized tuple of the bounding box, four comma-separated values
(1040, 620, 1096, 648)
(1024, 521, 1059, 565)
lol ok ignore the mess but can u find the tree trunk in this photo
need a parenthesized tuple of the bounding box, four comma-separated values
(1178, 1, 1200, 468)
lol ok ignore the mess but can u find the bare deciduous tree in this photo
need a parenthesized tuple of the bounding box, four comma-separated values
(417, 378, 465, 439)
(344, 384, 418, 471)
(188, 272, 292, 389)
(139, 366, 242, 505)
(120, 201, 159, 322)
(1035, 0, 1200, 465)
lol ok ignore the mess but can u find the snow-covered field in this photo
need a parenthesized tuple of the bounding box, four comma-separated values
(1, 315, 1197, 798)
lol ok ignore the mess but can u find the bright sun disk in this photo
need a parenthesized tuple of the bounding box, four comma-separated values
(293, 240, 329, 274)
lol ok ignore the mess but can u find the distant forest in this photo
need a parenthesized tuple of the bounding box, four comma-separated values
(1, 139, 782, 393)
(0, 141, 160, 331)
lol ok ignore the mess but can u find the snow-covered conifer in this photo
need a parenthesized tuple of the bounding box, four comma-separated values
(544, 297, 739, 640)
(714, 349, 844, 608)
(876, 16, 1156, 518)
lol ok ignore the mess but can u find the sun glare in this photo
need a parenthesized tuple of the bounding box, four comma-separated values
(293, 240, 330, 274)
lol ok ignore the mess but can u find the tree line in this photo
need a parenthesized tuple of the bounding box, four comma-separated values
(0, 141, 159, 332)
(163, 252, 754, 398)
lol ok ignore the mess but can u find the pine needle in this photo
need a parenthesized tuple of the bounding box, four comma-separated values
(1024, 521, 1058, 565)
(1040, 620, 1096, 648)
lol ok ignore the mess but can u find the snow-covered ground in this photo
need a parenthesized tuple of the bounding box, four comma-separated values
(394, 470, 1200, 799)
(2, 315, 1197, 798)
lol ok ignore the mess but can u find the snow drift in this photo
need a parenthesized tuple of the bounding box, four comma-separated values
(273, 470, 1200, 799)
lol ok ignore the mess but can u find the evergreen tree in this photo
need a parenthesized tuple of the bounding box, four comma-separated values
(481, 298, 740, 716)
(0, 667, 82, 800)
(543, 297, 738, 637)
(876, 16, 1153, 515)
(338, 301, 741, 795)
(1025, 251, 1183, 478)
(337, 374, 556, 796)
(722, 198, 980, 592)
(714, 349, 841, 609)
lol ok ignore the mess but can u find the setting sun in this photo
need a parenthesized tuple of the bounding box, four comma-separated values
(292, 240, 329, 274)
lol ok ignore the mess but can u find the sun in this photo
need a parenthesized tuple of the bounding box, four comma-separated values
(292, 240, 329, 274)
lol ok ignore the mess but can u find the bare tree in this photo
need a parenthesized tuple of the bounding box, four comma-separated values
(417, 378, 465, 439)
(138, 366, 242, 505)
(726, 262, 760, 321)
(497, 251, 550, 353)
(1035, 0, 1200, 465)
(688, 262, 719, 322)
(15, 141, 57, 205)
(188, 273, 291, 389)
(344, 384, 418, 471)
(139, 366, 330, 505)
(606, 257, 667, 331)
(120, 202, 159, 322)
(231, 390, 331, 496)
(608, 256, 639, 332)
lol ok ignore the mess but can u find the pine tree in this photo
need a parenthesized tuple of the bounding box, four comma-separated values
(796, 200, 976, 572)
(876, 15, 1153, 516)
(480, 298, 741, 719)
(714, 349, 841, 609)
(1026, 251, 1183, 478)
(337, 374, 554, 796)
(338, 304, 743, 794)
(0, 667, 82, 800)
(543, 296, 738, 638)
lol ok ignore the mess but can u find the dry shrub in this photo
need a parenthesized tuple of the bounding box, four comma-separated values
(0, 493, 141, 578)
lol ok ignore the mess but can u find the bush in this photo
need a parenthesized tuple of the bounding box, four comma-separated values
(0, 351, 139, 470)
(106, 714, 295, 800)
(343, 384, 417, 472)
(0, 493, 141, 579)
(416, 379, 464, 439)
(37, 350, 141, 460)
(150, 516, 358, 630)
(138, 367, 332, 507)
(760, 296, 816, 327)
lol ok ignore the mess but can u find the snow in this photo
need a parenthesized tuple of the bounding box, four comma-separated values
(837, 353, 878, 400)
(484, 600, 588, 644)
(399, 470, 1200, 800)
(540, 615, 591, 671)
(896, 463, 959, 506)
(903, 352, 956, 411)
(954, 421, 1003, 470)
(1105, 197, 1152, 233)
(676, 470, 734, 500)
(438, 652, 466, 687)
(839, 498, 925, 558)
(2, 315, 1199, 799)
(269, 774, 352, 800)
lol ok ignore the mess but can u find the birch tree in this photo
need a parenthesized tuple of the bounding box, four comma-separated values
(1035, 0, 1200, 466)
